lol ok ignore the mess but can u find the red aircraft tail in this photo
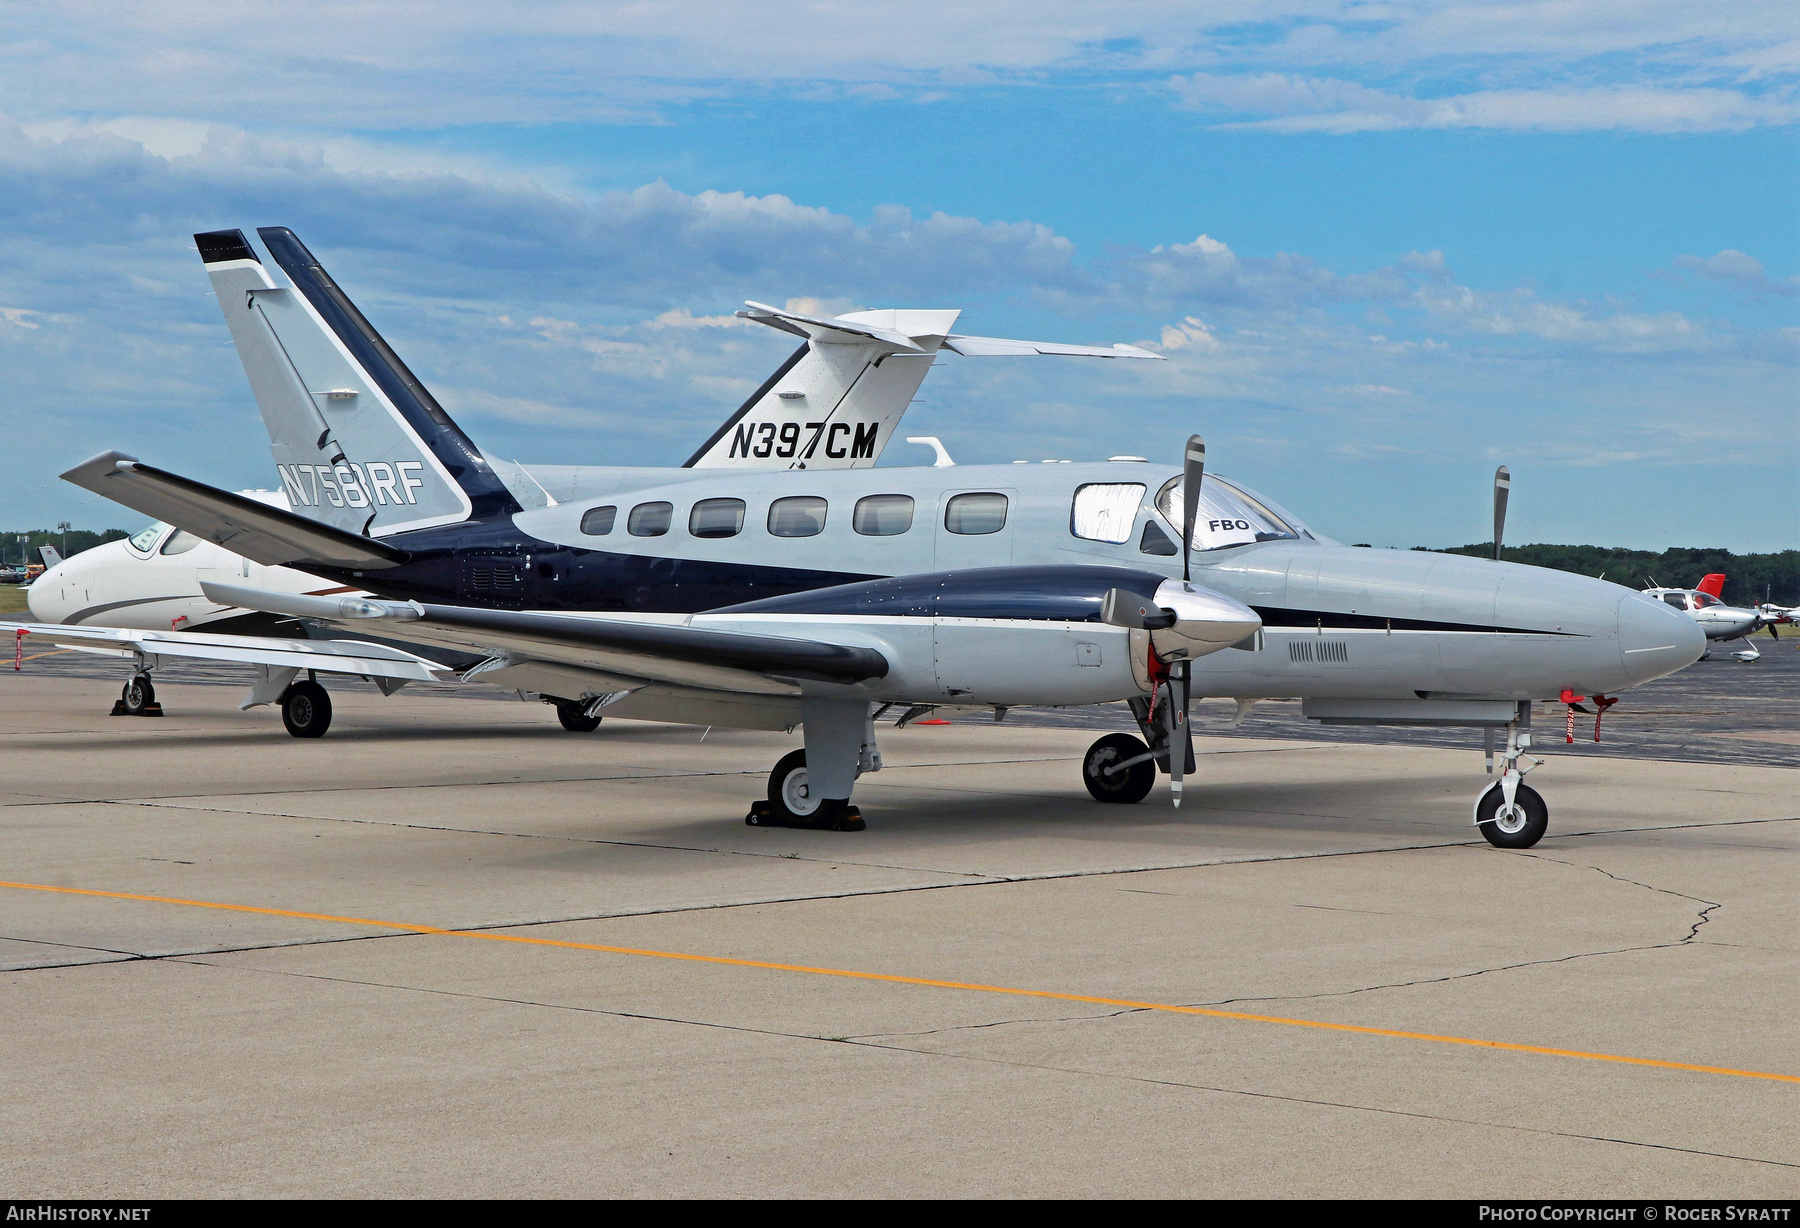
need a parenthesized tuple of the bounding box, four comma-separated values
(1696, 573, 1726, 598)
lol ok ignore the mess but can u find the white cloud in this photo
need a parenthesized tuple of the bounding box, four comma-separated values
(1176, 74, 1800, 133)
(1674, 249, 1800, 298)
(0, 2, 1791, 135)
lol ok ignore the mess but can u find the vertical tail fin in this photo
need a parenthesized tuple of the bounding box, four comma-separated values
(1696, 573, 1727, 599)
(194, 228, 519, 536)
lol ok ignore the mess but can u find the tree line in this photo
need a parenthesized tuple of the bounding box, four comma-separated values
(2, 528, 129, 567)
(1426, 544, 1799, 607)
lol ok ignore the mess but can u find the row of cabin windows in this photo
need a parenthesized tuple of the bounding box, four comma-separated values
(579, 492, 1009, 540)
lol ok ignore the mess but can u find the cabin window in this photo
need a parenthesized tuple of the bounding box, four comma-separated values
(944, 492, 1008, 535)
(627, 501, 673, 537)
(1070, 483, 1144, 543)
(128, 522, 168, 552)
(853, 494, 914, 536)
(690, 498, 746, 539)
(1139, 521, 1178, 556)
(1662, 593, 1688, 609)
(159, 530, 202, 556)
(580, 505, 616, 536)
(769, 496, 827, 538)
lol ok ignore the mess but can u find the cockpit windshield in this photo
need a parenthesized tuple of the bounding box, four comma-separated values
(1692, 592, 1721, 608)
(1155, 474, 1311, 552)
(127, 522, 169, 552)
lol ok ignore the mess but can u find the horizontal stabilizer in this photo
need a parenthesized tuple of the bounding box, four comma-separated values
(62, 451, 408, 570)
(0, 619, 446, 682)
(202, 582, 890, 696)
(691, 301, 1165, 471)
(941, 336, 1161, 360)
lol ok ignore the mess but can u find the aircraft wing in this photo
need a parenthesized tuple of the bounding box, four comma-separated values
(199, 582, 889, 700)
(0, 619, 448, 682)
(60, 451, 407, 571)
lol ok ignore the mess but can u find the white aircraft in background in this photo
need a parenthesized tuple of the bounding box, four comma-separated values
(1641, 573, 1768, 661)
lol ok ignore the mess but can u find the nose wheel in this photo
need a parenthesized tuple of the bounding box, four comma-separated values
(111, 674, 162, 717)
(1475, 781, 1547, 848)
(1474, 707, 1548, 848)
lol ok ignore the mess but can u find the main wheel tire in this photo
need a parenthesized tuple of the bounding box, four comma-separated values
(120, 676, 156, 715)
(280, 680, 333, 739)
(1083, 733, 1156, 804)
(1476, 781, 1548, 848)
(555, 702, 601, 732)
(767, 749, 823, 824)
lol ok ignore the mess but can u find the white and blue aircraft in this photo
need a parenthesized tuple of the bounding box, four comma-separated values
(8, 227, 1707, 849)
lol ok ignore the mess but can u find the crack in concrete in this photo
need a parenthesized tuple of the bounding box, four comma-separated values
(837, 1038, 1800, 1172)
(162, 955, 1800, 1174)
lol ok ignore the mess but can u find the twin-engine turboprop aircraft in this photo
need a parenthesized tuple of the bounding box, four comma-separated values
(8, 226, 1707, 849)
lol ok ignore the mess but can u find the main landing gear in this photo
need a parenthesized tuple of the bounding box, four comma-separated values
(1081, 685, 1193, 807)
(1082, 733, 1156, 804)
(744, 699, 878, 831)
(550, 698, 602, 732)
(1474, 704, 1548, 848)
(280, 680, 333, 738)
(110, 673, 162, 717)
(746, 750, 865, 831)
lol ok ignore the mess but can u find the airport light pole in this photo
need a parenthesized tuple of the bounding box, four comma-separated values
(57, 522, 70, 556)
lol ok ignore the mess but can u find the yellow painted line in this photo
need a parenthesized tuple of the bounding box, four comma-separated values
(4, 878, 1795, 1085)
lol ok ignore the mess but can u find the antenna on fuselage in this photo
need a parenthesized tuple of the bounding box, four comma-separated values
(1493, 465, 1510, 562)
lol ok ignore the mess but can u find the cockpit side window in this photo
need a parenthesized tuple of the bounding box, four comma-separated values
(160, 530, 201, 556)
(1155, 475, 1300, 552)
(127, 522, 168, 553)
(1692, 592, 1720, 608)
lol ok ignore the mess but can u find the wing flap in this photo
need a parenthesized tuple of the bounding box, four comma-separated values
(199, 582, 889, 697)
(2, 620, 447, 681)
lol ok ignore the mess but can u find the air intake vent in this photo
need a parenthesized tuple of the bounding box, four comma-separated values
(1318, 640, 1349, 663)
(1289, 640, 1349, 663)
(1289, 641, 1313, 663)
(470, 565, 521, 592)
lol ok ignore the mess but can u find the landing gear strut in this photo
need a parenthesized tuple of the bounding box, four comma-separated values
(1475, 703, 1548, 848)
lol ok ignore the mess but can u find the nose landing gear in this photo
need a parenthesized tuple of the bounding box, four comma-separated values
(1475, 705, 1548, 848)
(110, 673, 162, 717)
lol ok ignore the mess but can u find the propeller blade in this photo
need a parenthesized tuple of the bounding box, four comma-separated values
(1182, 434, 1205, 584)
(1167, 661, 1193, 808)
(1493, 465, 1510, 562)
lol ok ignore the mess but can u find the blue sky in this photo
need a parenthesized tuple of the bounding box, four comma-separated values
(1, 1, 1795, 551)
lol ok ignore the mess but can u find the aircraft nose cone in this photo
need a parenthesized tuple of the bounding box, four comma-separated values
(24, 568, 65, 622)
(1618, 591, 1705, 684)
